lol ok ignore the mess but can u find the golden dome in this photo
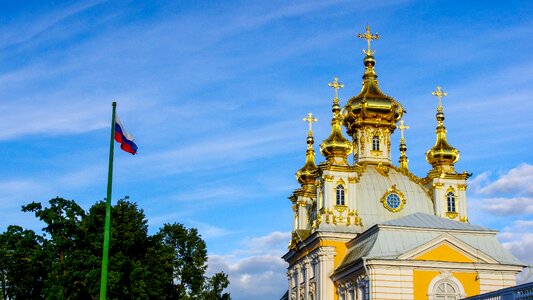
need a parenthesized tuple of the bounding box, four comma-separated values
(296, 113, 319, 187)
(296, 135, 319, 186)
(425, 87, 459, 172)
(342, 55, 404, 135)
(425, 110, 459, 168)
(320, 116, 352, 164)
(320, 77, 352, 164)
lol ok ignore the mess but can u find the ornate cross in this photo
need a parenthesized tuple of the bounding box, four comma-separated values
(357, 25, 380, 55)
(328, 77, 344, 101)
(398, 120, 410, 141)
(303, 113, 318, 133)
(432, 86, 448, 111)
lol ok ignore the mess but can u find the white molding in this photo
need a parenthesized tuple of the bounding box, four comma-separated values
(427, 272, 466, 299)
(366, 259, 523, 272)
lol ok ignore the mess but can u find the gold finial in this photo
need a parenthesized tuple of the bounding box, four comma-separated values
(398, 120, 410, 141)
(357, 25, 380, 56)
(303, 112, 318, 135)
(432, 86, 448, 112)
(328, 77, 344, 102)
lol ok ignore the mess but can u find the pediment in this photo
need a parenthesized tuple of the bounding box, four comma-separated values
(398, 233, 497, 264)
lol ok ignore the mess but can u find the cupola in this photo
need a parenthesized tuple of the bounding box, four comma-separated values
(320, 77, 352, 166)
(425, 86, 459, 173)
(296, 113, 319, 190)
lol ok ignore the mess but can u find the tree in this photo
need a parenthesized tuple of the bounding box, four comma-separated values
(0, 197, 231, 299)
(0, 225, 45, 299)
(202, 272, 231, 300)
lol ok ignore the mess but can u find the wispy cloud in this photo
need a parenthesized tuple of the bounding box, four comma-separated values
(207, 231, 290, 300)
(476, 163, 533, 196)
(498, 220, 533, 283)
(0, 0, 104, 50)
(480, 197, 533, 216)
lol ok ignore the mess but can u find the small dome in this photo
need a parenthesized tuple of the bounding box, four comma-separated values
(296, 136, 319, 186)
(425, 116, 459, 167)
(320, 120, 352, 162)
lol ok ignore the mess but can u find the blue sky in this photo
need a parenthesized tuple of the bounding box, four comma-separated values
(0, 1, 532, 299)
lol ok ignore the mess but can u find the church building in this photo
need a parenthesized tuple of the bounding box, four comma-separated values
(282, 27, 524, 300)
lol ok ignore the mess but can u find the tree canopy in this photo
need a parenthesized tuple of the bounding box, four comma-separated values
(0, 197, 230, 300)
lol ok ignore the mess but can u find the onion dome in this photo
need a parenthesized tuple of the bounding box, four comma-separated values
(342, 55, 404, 135)
(425, 87, 459, 172)
(342, 27, 404, 136)
(296, 113, 319, 187)
(320, 77, 352, 165)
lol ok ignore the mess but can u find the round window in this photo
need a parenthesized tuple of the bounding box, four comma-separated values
(386, 193, 401, 209)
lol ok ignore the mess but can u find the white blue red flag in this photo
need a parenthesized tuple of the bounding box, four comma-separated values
(114, 115, 138, 155)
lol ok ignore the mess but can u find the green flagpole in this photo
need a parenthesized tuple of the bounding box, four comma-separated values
(100, 101, 116, 299)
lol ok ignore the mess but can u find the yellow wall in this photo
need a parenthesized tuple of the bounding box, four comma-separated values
(319, 240, 348, 268)
(288, 239, 348, 300)
(415, 243, 474, 263)
(412, 243, 480, 299)
(453, 272, 479, 297)
(414, 270, 440, 300)
(413, 270, 479, 299)
(319, 240, 347, 300)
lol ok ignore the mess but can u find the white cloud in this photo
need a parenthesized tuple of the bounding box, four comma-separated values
(477, 163, 533, 196)
(480, 197, 533, 216)
(498, 220, 533, 283)
(468, 164, 533, 216)
(207, 231, 291, 300)
(468, 171, 491, 194)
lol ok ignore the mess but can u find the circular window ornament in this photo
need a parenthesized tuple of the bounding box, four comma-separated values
(380, 184, 406, 212)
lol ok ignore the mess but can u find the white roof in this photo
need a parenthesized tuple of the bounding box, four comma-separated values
(336, 213, 523, 272)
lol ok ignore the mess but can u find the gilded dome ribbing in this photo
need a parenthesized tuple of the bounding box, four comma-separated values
(342, 54, 404, 136)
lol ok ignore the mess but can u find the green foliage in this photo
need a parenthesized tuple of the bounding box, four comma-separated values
(0, 197, 231, 300)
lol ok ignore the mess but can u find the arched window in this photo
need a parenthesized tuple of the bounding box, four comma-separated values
(447, 192, 456, 212)
(372, 136, 380, 151)
(433, 280, 460, 300)
(336, 185, 345, 206)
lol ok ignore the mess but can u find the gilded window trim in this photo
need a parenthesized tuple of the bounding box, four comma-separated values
(446, 186, 457, 213)
(334, 179, 347, 206)
(380, 184, 406, 213)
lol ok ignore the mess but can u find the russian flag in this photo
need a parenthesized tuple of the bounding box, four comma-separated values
(114, 115, 138, 155)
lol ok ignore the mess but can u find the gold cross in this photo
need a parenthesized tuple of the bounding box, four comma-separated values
(432, 86, 448, 111)
(303, 112, 318, 133)
(328, 77, 344, 101)
(398, 120, 410, 141)
(357, 25, 379, 55)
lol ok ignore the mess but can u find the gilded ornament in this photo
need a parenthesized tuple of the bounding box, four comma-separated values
(380, 184, 407, 213)
(445, 211, 459, 219)
(376, 162, 390, 177)
(334, 205, 347, 213)
(348, 177, 359, 183)
(370, 150, 382, 157)
(323, 175, 334, 182)
(328, 77, 344, 102)
(458, 184, 467, 191)
(303, 112, 318, 134)
(357, 25, 380, 56)
(433, 183, 444, 189)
